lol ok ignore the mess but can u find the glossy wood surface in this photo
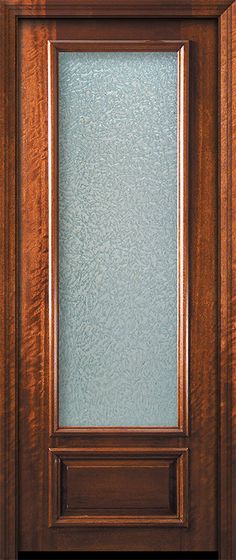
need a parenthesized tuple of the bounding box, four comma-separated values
(219, 3, 236, 558)
(49, 448, 188, 527)
(0, 3, 18, 559)
(1, 0, 236, 557)
(0, 0, 235, 17)
(18, 17, 218, 552)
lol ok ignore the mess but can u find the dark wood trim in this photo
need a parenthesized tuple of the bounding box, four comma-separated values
(1, 0, 235, 18)
(0, 4, 18, 560)
(50, 39, 188, 52)
(0, 0, 235, 557)
(48, 39, 189, 437)
(48, 448, 189, 527)
(219, 3, 236, 559)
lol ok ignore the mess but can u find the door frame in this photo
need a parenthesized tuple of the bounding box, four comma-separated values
(0, 1, 235, 558)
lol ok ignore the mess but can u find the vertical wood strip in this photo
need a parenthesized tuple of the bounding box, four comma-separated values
(0, 6, 18, 560)
(219, 2, 236, 558)
(177, 42, 189, 435)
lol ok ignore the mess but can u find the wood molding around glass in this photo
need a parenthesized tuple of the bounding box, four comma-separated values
(48, 39, 189, 436)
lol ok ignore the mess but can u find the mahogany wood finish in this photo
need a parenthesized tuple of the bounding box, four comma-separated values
(49, 448, 188, 527)
(19, 15, 218, 554)
(0, 0, 235, 558)
(0, 0, 235, 17)
(48, 38, 189, 437)
(219, 3, 236, 558)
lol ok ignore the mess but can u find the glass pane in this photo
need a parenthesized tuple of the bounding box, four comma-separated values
(58, 51, 178, 426)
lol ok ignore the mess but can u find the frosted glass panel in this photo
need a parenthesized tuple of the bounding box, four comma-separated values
(58, 51, 178, 426)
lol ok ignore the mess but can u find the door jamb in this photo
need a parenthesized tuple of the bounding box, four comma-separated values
(0, 1, 235, 558)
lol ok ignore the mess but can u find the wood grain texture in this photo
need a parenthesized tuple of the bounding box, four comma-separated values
(18, 17, 218, 552)
(48, 448, 188, 527)
(0, 4, 18, 560)
(18, 16, 55, 555)
(48, 38, 189, 437)
(0, 0, 234, 556)
(219, 2, 236, 559)
(0, 0, 235, 17)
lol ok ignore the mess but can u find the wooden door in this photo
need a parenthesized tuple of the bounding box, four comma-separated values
(1, 2, 236, 558)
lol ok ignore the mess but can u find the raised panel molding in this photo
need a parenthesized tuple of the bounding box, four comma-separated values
(49, 448, 189, 527)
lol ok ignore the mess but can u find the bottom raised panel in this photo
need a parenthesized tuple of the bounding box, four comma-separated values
(49, 448, 188, 527)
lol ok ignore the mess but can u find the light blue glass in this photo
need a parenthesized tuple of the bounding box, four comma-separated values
(58, 51, 178, 426)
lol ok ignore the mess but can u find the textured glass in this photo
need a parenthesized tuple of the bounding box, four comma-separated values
(58, 51, 178, 426)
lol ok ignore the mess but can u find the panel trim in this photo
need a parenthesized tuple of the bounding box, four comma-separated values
(48, 39, 189, 437)
(219, 4, 236, 559)
(48, 448, 189, 527)
(0, 5, 18, 560)
(1, 0, 236, 18)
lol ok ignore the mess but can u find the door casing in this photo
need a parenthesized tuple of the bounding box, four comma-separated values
(0, 1, 236, 558)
